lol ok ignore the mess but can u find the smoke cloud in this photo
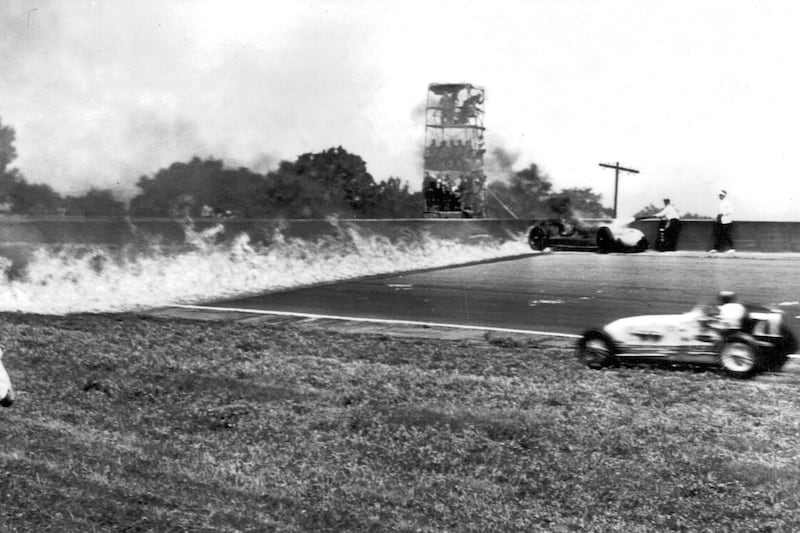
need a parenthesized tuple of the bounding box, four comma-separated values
(484, 145, 521, 182)
(0, 1, 383, 198)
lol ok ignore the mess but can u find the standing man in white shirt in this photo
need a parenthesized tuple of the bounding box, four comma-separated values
(710, 190, 735, 253)
(653, 198, 682, 251)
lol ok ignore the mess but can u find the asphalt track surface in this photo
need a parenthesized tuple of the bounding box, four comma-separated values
(193, 251, 800, 337)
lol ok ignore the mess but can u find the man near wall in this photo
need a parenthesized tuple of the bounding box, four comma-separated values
(652, 198, 682, 251)
(710, 190, 735, 253)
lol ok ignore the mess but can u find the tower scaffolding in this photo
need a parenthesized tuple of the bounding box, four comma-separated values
(422, 83, 487, 218)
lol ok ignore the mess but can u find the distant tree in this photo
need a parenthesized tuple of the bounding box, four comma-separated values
(129, 157, 267, 217)
(0, 118, 62, 214)
(213, 166, 268, 218)
(487, 163, 554, 217)
(7, 181, 62, 214)
(633, 203, 661, 218)
(130, 157, 222, 217)
(257, 160, 329, 218)
(681, 211, 712, 220)
(555, 187, 614, 218)
(0, 118, 22, 208)
(128, 148, 384, 219)
(253, 146, 381, 218)
(292, 146, 377, 216)
(64, 188, 126, 217)
(633, 203, 712, 219)
(0, 118, 17, 176)
(487, 163, 618, 220)
(126, 147, 431, 219)
(0, 172, 19, 209)
(367, 177, 422, 218)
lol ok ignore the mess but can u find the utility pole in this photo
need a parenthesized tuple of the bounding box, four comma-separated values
(599, 161, 639, 218)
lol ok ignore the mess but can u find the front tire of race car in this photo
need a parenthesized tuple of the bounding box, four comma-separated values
(577, 331, 616, 369)
(528, 226, 548, 251)
(595, 227, 614, 253)
(718, 338, 763, 379)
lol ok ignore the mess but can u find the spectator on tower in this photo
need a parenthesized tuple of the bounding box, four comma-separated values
(458, 93, 483, 124)
(454, 140, 465, 170)
(442, 140, 456, 169)
(433, 177, 444, 210)
(464, 140, 476, 170)
(439, 93, 456, 124)
(424, 173, 436, 210)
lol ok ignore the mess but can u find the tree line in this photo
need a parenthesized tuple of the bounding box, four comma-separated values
(1, 116, 616, 219)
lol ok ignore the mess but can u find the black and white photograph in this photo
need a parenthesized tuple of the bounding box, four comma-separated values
(2, 1, 800, 530)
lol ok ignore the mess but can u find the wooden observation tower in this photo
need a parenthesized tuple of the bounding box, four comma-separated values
(422, 83, 487, 218)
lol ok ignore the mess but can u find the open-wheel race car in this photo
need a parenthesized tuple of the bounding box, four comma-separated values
(527, 218, 648, 253)
(577, 295, 798, 379)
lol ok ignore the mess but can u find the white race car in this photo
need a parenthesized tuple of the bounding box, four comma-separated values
(577, 301, 798, 379)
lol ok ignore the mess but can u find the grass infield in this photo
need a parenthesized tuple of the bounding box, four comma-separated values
(1, 313, 799, 532)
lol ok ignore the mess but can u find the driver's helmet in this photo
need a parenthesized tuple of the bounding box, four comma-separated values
(717, 291, 737, 305)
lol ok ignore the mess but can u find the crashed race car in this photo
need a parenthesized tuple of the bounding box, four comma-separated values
(527, 218, 648, 253)
(577, 292, 798, 379)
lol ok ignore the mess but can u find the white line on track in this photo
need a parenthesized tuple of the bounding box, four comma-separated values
(172, 304, 582, 339)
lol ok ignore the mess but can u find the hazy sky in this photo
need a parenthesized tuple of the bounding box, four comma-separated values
(2, 0, 799, 219)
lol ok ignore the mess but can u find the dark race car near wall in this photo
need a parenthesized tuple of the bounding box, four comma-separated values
(527, 218, 648, 253)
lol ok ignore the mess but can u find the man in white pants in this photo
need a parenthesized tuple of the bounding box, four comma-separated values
(653, 198, 682, 251)
(710, 190, 735, 253)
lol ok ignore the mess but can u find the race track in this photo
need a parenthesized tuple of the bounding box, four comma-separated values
(193, 252, 800, 336)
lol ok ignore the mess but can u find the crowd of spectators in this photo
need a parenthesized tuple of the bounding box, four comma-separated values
(436, 90, 483, 125)
(423, 172, 485, 215)
(424, 139, 485, 172)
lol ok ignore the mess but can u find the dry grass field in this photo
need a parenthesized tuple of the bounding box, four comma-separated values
(1, 312, 799, 532)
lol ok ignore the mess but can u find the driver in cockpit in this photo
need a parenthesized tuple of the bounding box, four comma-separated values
(699, 291, 746, 335)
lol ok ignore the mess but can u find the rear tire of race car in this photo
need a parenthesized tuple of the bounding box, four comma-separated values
(718, 339, 763, 379)
(766, 325, 797, 371)
(767, 352, 790, 372)
(595, 227, 614, 254)
(577, 331, 616, 369)
(0, 387, 13, 408)
(528, 226, 548, 251)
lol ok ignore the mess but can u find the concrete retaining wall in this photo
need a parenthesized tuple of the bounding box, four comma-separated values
(631, 219, 800, 252)
(0, 216, 534, 247)
(0, 216, 798, 252)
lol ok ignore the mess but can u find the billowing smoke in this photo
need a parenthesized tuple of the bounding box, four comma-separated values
(246, 154, 280, 176)
(410, 99, 427, 121)
(484, 146, 521, 182)
(0, 3, 382, 198)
